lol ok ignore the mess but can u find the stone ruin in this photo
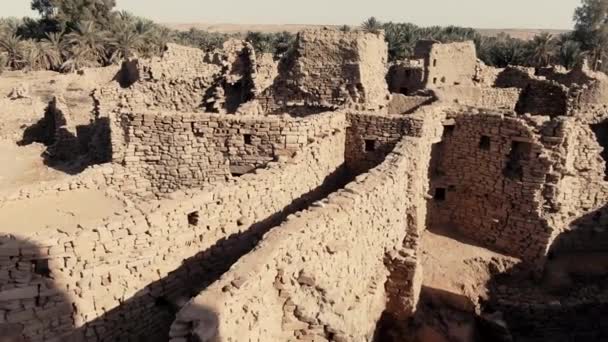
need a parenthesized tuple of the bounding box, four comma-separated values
(2, 28, 608, 342)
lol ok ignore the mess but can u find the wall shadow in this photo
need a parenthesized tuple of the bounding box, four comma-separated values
(479, 204, 608, 341)
(65, 163, 359, 341)
(16, 112, 112, 175)
(374, 286, 508, 342)
(0, 235, 75, 342)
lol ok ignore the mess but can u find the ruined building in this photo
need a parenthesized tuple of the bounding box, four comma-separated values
(1, 28, 608, 342)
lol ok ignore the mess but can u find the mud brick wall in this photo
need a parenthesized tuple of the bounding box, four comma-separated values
(387, 62, 426, 95)
(0, 128, 347, 342)
(170, 128, 442, 341)
(546, 118, 608, 255)
(260, 29, 390, 113)
(427, 109, 564, 261)
(491, 288, 608, 342)
(515, 80, 569, 116)
(345, 112, 422, 174)
(435, 86, 521, 110)
(387, 94, 435, 114)
(418, 41, 477, 89)
(115, 111, 345, 197)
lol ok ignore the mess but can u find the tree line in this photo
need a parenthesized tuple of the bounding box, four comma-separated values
(1, 0, 607, 74)
(363, 0, 607, 72)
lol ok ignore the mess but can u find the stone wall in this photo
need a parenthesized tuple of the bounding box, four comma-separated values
(489, 286, 608, 342)
(427, 108, 563, 261)
(0, 127, 348, 342)
(416, 41, 477, 89)
(345, 112, 423, 174)
(434, 86, 521, 110)
(259, 29, 390, 113)
(115, 111, 345, 197)
(170, 120, 443, 341)
(386, 61, 425, 95)
(545, 117, 608, 255)
(515, 80, 569, 117)
(387, 94, 435, 114)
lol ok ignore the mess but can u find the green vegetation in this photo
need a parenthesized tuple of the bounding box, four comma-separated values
(0, 0, 606, 73)
(377, 20, 587, 69)
(372, 0, 607, 71)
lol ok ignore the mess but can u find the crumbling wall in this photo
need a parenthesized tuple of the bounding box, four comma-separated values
(387, 61, 426, 95)
(387, 94, 435, 114)
(427, 108, 563, 261)
(494, 66, 536, 89)
(345, 112, 421, 174)
(170, 134, 437, 341)
(116, 111, 345, 197)
(546, 118, 608, 254)
(515, 80, 569, 117)
(0, 128, 347, 342)
(204, 39, 258, 114)
(416, 41, 477, 88)
(434, 86, 521, 110)
(94, 44, 222, 117)
(254, 53, 280, 94)
(259, 29, 390, 114)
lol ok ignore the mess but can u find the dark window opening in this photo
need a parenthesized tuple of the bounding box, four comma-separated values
(433, 77, 437, 85)
(399, 87, 409, 95)
(443, 125, 455, 138)
(504, 141, 532, 181)
(591, 121, 608, 180)
(365, 139, 376, 152)
(434, 188, 446, 201)
(441, 76, 446, 83)
(244, 134, 252, 145)
(479, 136, 491, 150)
(433, 59, 437, 67)
(154, 296, 172, 310)
(188, 211, 200, 226)
(32, 259, 51, 278)
(454, 82, 461, 85)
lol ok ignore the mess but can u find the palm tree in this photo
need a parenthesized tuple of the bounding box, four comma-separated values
(0, 53, 7, 74)
(362, 17, 382, 34)
(526, 32, 558, 67)
(383, 22, 419, 61)
(0, 18, 22, 37)
(558, 40, 582, 69)
(64, 21, 109, 71)
(0, 33, 25, 69)
(41, 32, 65, 70)
(488, 34, 527, 67)
(21, 40, 48, 71)
(109, 29, 145, 62)
(148, 26, 173, 56)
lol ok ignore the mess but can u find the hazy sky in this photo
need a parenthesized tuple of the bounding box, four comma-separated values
(4, 0, 580, 29)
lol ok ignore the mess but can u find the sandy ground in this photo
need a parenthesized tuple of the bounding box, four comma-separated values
(420, 227, 519, 304)
(0, 140, 65, 192)
(0, 66, 119, 140)
(0, 188, 126, 235)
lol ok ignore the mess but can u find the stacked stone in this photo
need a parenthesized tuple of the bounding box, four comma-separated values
(427, 108, 562, 261)
(117, 111, 346, 197)
(259, 28, 390, 114)
(0, 127, 347, 342)
(345, 112, 423, 174)
(170, 128, 437, 341)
